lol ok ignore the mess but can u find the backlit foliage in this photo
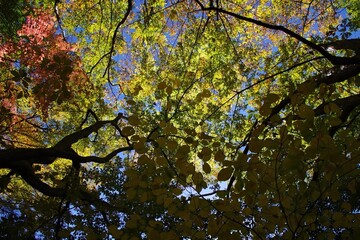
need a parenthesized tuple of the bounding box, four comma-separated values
(0, 0, 359, 239)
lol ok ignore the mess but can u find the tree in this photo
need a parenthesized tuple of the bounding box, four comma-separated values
(0, 0, 360, 239)
(0, 0, 29, 39)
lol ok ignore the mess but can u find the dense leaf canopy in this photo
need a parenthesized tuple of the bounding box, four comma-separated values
(0, 0, 360, 239)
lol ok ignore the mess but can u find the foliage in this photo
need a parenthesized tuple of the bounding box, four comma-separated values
(0, 0, 360, 239)
(337, 0, 360, 28)
(0, 0, 29, 39)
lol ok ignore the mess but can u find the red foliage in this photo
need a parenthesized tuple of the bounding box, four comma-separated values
(0, 9, 89, 118)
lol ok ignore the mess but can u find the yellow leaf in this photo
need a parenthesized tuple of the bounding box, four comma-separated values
(213, 71, 222, 79)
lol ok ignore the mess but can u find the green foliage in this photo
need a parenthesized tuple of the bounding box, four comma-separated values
(0, 0, 360, 239)
(338, 0, 360, 28)
(0, 0, 28, 39)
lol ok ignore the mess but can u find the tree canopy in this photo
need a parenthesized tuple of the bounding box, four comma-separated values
(0, 0, 360, 239)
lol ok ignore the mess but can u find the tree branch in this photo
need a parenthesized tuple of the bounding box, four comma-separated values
(16, 162, 66, 197)
(0, 113, 132, 198)
(54, 113, 123, 150)
(226, 66, 360, 193)
(320, 39, 360, 55)
(314, 94, 360, 118)
(195, 3, 360, 65)
(103, 0, 133, 79)
(266, 65, 360, 125)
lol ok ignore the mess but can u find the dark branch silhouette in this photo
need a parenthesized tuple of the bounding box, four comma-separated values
(194, 1, 360, 65)
(0, 113, 133, 199)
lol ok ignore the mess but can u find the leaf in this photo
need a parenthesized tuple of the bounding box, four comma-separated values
(329, 117, 342, 126)
(248, 138, 263, 153)
(203, 162, 211, 174)
(202, 89, 211, 98)
(157, 81, 166, 89)
(214, 150, 225, 162)
(126, 188, 137, 200)
(298, 104, 314, 119)
(265, 93, 279, 104)
(121, 126, 134, 136)
(201, 147, 212, 156)
(217, 167, 233, 181)
(259, 104, 272, 116)
(324, 103, 341, 115)
(108, 225, 122, 238)
(192, 172, 203, 185)
(169, 9, 177, 20)
(166, 86, 173, 95)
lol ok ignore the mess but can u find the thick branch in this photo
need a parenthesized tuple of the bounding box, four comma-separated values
(17, 162, 112, 206)
(0, 113, 132, 198)
(17, 163, 66, 197)
(267, 65, 360, 124)
(74, 146, 133, 163)
(55, 113, 123, 150)
(314, 94, 360, 118)
(321, 39, 360, 55)
(0, 142, 132, 168)
(0, 148, 57, 169)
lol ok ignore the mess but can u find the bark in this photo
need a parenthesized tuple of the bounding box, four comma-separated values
(0, 113, 133, 199)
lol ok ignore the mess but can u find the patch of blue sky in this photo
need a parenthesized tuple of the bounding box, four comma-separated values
(334, 8, 360, 38)
(182, 181, 227, 200)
